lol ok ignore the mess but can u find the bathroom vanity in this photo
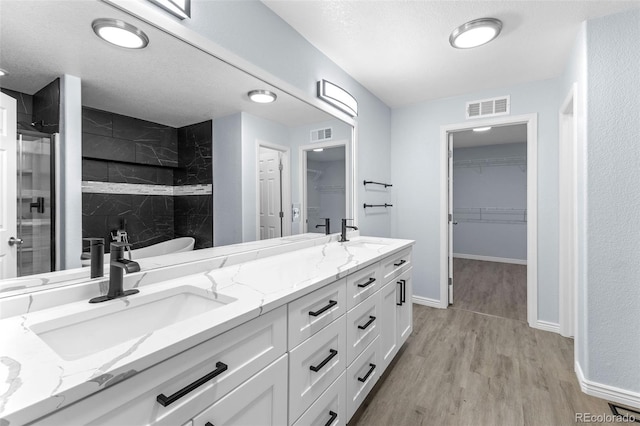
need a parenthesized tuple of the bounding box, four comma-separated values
(0, 233, 413, 425)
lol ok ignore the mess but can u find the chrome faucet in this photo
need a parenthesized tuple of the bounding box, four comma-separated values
(89, 242, 140, 303)
(315, 218, 331, 235)
(340, 219, 358, 242)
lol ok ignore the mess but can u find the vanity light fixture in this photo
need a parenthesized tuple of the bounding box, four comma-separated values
(317, 79, 358, 117)
(449, 18, 502, 49)
(148, 0, 191, 20)
(473, 126, 492, 132)
(92, 19, 149, 49)
(248, 90, 277, 104)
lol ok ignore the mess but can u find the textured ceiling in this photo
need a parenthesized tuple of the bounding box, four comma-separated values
(263, 1, 640, 108)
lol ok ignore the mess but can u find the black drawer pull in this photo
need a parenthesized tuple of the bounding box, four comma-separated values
(394, 259, 407, 267)
(400, 279, 406, 303)
(310, 349, 338, 372)
(325, 410, 338, 426)
(156, 361, 228, 407)
(397, 280, 403, 306)
(357, 277, 376, 288)
(358, 315, 376, 330)
(358, 363, 376, 382)
(309, 300, 337, 317)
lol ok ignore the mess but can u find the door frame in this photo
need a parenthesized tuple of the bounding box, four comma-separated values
(299, 139, 351, 234)
(559, 84, 578, 338)
(256, 141, 291, 240)
(439, 113, 538, 328)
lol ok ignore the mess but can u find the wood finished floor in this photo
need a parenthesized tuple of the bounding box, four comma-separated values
(451, 258, 527, 323)
(350, 305, 616, 426)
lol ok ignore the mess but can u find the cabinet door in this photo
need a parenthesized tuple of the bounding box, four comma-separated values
(379, 280, 399, 372)
(396, 269, 413, 347)
(192, 355, 288, 426)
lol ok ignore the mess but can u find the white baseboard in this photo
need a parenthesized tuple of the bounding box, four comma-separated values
(531, 320, 560, 333)
(576, 362, 640, 409)
(412, 295, 446, 309)
(454, 253, 527, 265)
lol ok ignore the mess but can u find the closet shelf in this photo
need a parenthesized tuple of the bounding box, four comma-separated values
(314, 185, 344, 193)
(453, 207, 527, 224)
(453, 156, 526, 172)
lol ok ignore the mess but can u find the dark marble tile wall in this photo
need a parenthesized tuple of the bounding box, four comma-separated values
(82, 193, 174, 253)
(1, 88, 33, 127)
(174, 120, 213, 249)
(82, 107, 178, 167)
(33, 79, 60, 133)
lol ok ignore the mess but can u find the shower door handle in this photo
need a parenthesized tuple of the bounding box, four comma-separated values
(8, 237, 24, 247)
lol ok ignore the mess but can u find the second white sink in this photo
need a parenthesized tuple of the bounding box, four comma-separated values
(30, 286, 236, 361)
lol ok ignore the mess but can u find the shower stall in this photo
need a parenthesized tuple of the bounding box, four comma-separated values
(16, 129, 57, 276)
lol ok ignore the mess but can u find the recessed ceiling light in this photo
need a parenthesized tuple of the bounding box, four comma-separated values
(248, 90, 277, 103)
(313, 148, 324, 152)
(92, 19, 149, 49)
(0, 69, 7, 77)
(450, 18, 502, 49)
(473, 126, 492, 132)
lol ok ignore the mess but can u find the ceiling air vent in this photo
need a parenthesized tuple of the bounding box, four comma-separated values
(311, 127, 332, 142)
(466, 95, 510, 119)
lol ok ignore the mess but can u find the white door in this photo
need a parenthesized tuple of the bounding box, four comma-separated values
(447, 133, 454, 303)
(259, 148, 282, 240)
(0, 92, 18, 279)
(396, 269, 413, 346)
(379, 279, 399, 372)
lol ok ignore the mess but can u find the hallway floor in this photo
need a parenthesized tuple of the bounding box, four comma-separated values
(451, 258, 527, 322)
(350, 305, 615, 426)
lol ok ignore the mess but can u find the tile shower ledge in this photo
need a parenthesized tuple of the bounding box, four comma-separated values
(0, 235, 414, 425)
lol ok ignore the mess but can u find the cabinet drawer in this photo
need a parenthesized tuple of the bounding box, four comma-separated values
(192, 355, 288, 426)
(289, 315, 346, 422)
(346, 291, 380, 366)
(345, 262, 381, 310)
(346, 336, 380, 421)
(288, 278, 346, 350)
(381, 248, 412, 283)
(292, 372, 346, 426)
(33, 306, 287, 426)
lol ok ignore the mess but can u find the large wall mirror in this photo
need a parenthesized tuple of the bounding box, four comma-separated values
(0, 0, 354, 296)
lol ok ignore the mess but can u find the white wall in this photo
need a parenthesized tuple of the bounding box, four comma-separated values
(391, 78, 561, 323)
(584, 9, 640, 395)
(453, 143, 527, 261)
(182, 0, 392, 238)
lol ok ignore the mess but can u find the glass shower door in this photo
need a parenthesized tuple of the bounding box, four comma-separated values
(17, 130, 55, 276)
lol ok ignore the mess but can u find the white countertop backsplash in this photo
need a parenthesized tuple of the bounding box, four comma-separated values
(0, 233, 414, 425)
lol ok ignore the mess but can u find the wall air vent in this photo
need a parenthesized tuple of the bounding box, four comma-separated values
(311, 127, 333, 142)
(466, 95, 510, 119)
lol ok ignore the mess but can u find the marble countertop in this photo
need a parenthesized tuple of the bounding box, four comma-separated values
(0, 235, 414, 425)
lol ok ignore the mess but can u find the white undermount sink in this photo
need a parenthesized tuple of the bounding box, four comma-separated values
(30, 285, 236, 361)
(344, 237, 393, 250)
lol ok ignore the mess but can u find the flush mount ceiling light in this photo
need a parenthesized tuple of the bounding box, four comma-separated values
(0, 69, 7, 77)
(92, 19, 149, 49)
(248, 90, 277, 104)
(449, 18, 502, 49)
(313, 148, 324, 152)
(473, 126, 492, 132)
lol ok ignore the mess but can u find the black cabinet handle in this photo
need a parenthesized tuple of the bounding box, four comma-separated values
(205, 423, 214, 426)
(156, 362, 228, 407)
(400, 279, 406, 303)
(394, 259, 407, 267)
(358, 363, 376, 382)
(397, 280, 403, 306)
(310, 349, 338, 372)
(325, 411, 338, 426)
(357, 277, 376, 288)
(358, 315, 376, 330)
(309, 300, 337, 317)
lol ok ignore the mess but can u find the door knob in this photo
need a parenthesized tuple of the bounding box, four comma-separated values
(8, 237, 24, 246)
(453, 221, 459, 225)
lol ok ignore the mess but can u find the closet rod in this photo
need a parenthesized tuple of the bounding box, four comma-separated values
(363, 203, 393, 208)
(363, 180, 392, 188)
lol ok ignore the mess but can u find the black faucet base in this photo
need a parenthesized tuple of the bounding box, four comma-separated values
(89, 289, 140, 304)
